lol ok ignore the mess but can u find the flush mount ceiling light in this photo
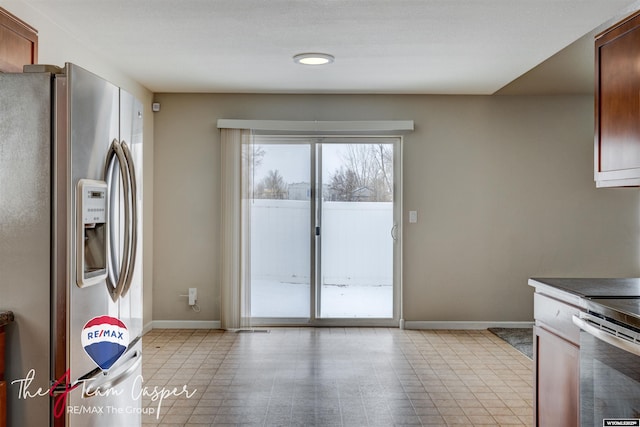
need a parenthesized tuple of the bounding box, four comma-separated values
(293, 53, 335, 65)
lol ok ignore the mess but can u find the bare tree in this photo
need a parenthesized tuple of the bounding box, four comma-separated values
(342, 144, 375, 190)
(327, 144, 393, 201)
(255, 169, 288, 199)
(243, 143, 266, 169)
(242, 144, 266, 198)
(374, 144, 393, 197)
(328, 167, 359, 201)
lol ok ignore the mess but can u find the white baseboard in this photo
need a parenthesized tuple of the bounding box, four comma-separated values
(142, 321, 154, 335)
(142, 320, 531, 332)
(148, 320, 222, 330)
(403, 321, 533, 330)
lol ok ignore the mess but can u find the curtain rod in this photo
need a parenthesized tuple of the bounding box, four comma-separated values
(217, 119, 414, 135)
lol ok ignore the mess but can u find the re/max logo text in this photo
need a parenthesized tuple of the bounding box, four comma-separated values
(86, 329, 124, 340)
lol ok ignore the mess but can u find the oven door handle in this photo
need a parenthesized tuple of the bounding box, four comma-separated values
(572, 314, 640, 357)
(80, 348, 142, 398)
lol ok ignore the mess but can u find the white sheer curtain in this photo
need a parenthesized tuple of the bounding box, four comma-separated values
(220, 128, 253, 330)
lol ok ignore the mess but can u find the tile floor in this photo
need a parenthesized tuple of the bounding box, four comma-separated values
(140, 328, 533, 426)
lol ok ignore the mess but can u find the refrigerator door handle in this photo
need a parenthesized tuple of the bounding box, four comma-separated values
(80, 348, 142, 398)
(103, 139, 131, 302)
(120, 140, 138, 298)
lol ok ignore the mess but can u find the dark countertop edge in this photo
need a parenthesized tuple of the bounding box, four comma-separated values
(528, 279, 585, 307)
(0, 311, 14, 327)
(529, 277, 640, 297)
(530, 278, 640, 326)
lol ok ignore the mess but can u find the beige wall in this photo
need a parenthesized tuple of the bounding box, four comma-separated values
(152, 93, 640, 323)
(3, 1, 155, 328)
(5, 0, 639, 325)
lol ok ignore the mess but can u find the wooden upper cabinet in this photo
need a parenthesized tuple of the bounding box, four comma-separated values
(595, 10, 640, 187)
(0, 7, 37, 73)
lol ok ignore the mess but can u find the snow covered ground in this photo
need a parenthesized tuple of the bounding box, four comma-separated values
(250, 279, 393, 319)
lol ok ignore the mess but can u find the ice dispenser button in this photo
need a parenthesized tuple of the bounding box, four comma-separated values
(77, 179, 108, 287)
(82, 188, 106, 224)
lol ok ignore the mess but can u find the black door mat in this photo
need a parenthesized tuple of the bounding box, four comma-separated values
(488, 327, 533, 359)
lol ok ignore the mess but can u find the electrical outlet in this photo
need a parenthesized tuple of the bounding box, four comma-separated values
(188, 288, 197, 305)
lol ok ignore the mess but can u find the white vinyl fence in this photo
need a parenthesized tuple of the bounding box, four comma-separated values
(248, 199, 393, 286)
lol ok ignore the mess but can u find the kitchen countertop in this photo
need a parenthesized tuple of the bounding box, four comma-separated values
(0, 312, 13, 328)
(529, 277, 640, 298)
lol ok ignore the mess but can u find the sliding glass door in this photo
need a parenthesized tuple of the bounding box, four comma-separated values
(247, 136, 400, 325)
(247, 142, 312, 320)
(318, 142, 395, 319)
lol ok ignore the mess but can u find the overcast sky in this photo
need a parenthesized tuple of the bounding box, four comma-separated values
(254, 144, 345, 184)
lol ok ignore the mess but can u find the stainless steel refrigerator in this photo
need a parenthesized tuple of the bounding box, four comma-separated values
(0, 63, 143, 426)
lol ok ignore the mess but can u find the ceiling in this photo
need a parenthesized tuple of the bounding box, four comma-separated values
(18, 0, 640, 94)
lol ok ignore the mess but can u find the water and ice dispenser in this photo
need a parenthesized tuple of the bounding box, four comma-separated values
(76, 179, 108, 287)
